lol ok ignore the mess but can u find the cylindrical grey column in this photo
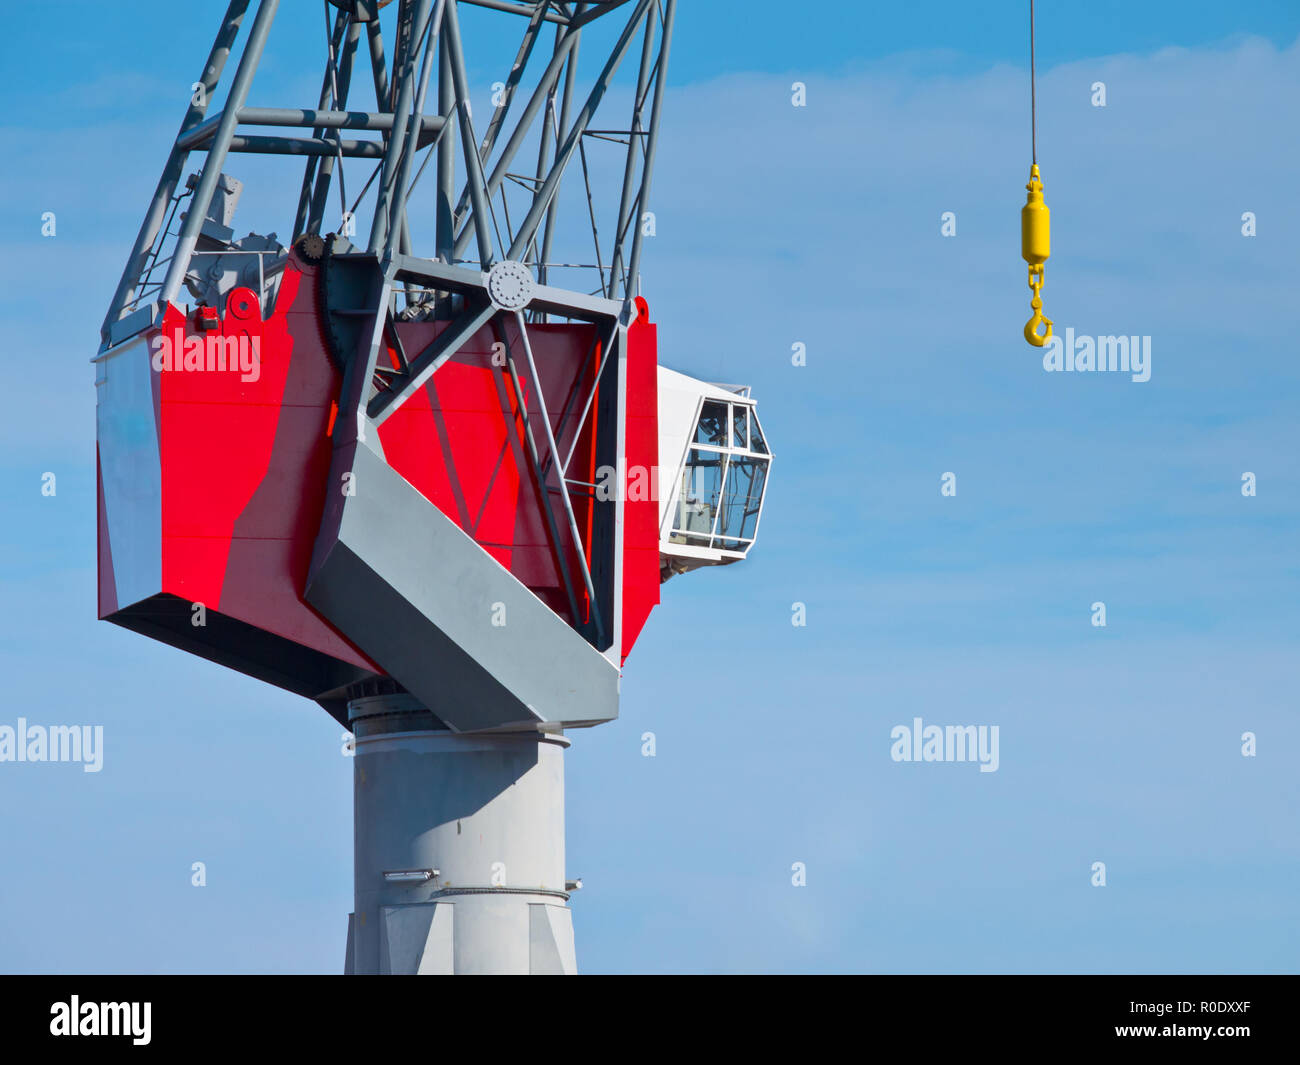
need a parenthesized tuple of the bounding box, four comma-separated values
(346, 693, 576, 975)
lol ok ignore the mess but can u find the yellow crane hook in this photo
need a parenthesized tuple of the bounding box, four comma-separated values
(1021, 1, 1051, 348)
(1021, 163, 1051, 347)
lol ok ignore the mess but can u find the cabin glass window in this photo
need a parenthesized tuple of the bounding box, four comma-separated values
(715, 454, 768, 548)
(669, 399, 770, 551)
(731, 406, 748, 450)
(694, 401, 728, 447)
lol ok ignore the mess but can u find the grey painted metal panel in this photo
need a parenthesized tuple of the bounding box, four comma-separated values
(419, 904, 455, 974)
(96, 333, 161, 609)
(307, 440, 619, 732)
(381, 904, 439, 974)
(527, 280, 622, 321)
(529, 903, 576, 975)
(453, 896, 529, 974)
(107, 303, 159, 347)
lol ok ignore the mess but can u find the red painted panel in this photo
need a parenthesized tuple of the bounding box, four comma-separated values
(378, 319, 601, 629)
(154, 264, 378, 673)
(159, 284, 292, 607)
(620, 297, 660, 662)
(378, 325, 526, 576)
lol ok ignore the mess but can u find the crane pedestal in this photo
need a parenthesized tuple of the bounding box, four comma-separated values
(345, 693, 576, 975)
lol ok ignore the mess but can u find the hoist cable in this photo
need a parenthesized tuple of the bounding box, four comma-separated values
(1030, 0, 1037, 164)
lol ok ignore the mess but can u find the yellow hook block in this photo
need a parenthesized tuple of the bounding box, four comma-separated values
(1021, 163, 1052, 347)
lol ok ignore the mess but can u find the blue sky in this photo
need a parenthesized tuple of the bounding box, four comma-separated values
(1, 2, 1298, 973)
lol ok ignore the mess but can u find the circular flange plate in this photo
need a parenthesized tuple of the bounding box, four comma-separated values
(486, 260, 535, 311)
